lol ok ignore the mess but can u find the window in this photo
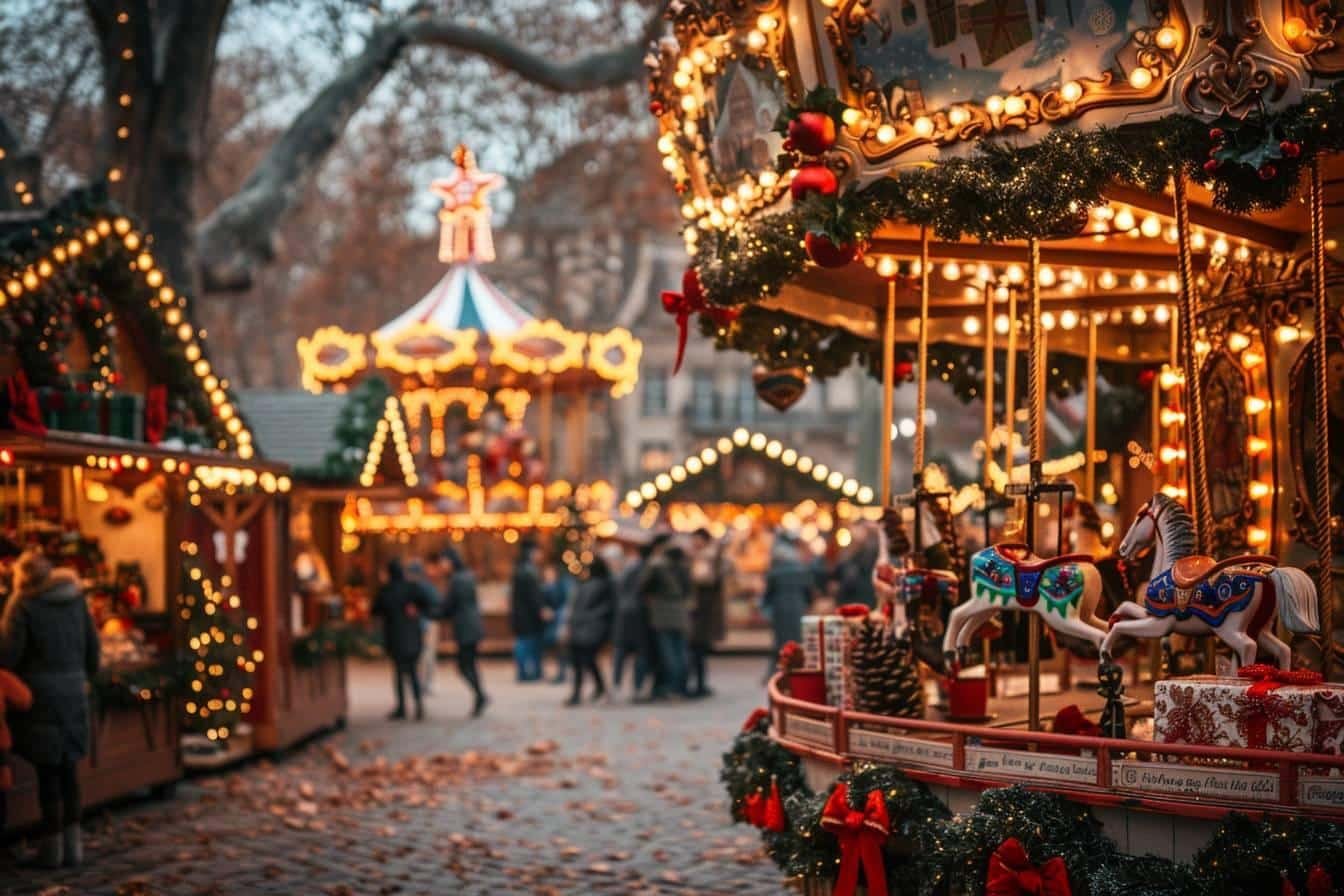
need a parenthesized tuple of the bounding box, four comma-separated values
(736, 373, 758, 422)
(691, 368, 716, 422)
(640, 441, 673, 472)
(642, 368, 668, 416)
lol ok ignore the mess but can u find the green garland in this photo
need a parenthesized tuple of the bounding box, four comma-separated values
(0, 184, 245, 451)
(295, 377, 392, 483)
(93, 657, 184, 710)
(694, 80, 1344, 313)
(720, 710, 811, 826)
(725, 746, 1344, 895)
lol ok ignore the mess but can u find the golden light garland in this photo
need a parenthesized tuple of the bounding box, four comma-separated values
(296, 326, 367, 393)
(489, 318, 588, 377)
(371, 322, 478, 377)
(587, 328, 643, 397)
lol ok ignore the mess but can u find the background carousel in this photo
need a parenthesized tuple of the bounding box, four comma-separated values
(654, 0, 1344, 889)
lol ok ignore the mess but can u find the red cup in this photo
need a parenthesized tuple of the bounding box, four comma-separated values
(947, 676, 989, 719)
(788, 670, 827, 704)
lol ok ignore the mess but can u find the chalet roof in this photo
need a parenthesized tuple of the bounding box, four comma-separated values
(235, 390, 349, 470)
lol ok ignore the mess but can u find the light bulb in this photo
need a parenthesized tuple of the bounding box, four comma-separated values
(1061, 81, 1083, 103)
(1038, 265, 1057, 287)
(1245, 396, 1268, 414)
(1113, 208, 1136, 232)
(942, 261, 962, 280)
(1098, 270, 1118, 289)
(1140, 216, 1162, 238)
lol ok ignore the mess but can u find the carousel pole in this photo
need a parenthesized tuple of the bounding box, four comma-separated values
(1309, 158, 1336, 679)
(540, 376, 554, 476)
(881, 277, 897, 507)
(1086, 312, 1098, 502)
(1026, 237, 1043, 732)
(983, 284, 996, 493)
(1004, 284, 1019, 486)
(1172, 172, 1211, 554)
(913, 229, 932, 550)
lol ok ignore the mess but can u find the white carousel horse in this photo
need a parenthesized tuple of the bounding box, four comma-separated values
(1100, 493, 1319, 669)
(941, 539, 1109, 663)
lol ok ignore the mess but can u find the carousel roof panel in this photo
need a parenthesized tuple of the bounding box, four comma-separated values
(374, 264, 535, 342)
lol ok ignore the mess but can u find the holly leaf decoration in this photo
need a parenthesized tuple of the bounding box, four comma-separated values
(772, 85, 848, 134)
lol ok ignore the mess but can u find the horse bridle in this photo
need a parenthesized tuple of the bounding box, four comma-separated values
(1128, 498, 1167, 554)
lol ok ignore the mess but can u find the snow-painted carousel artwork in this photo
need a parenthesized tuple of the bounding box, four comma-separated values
(651, 0, 1344, 888)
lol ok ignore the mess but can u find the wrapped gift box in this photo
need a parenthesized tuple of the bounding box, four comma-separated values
(105, 392, 145, 441)
(1315, 687, 1344, 756)
(38, 388, 104, 434)
(1155, 671, 1323, 753)
(799, 610, 868, 708)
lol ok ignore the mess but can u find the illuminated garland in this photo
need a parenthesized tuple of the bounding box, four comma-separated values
(0, 185, 254, 456)
(694, 80, 1344, 311)
(728, 749, 1344, 896)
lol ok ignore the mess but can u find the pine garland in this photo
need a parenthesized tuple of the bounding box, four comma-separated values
(720, 711, 810, 827)
(693, 80, 1344, 311)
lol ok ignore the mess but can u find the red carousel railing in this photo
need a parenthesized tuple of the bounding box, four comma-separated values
(766, 675, 1344, 821)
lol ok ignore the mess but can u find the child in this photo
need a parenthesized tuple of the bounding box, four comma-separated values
(0, 667, 33, 834)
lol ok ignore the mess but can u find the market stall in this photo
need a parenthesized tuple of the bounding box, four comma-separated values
(0, 187, 295, 817)
(648, 0, 1344, 887)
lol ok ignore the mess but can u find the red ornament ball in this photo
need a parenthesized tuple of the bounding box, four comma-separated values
(1203, 158, 1221, 174)
(649, 100, 664, 116)
(1208, 127, 1225, 141)
(790, 164, 838, 201)
(1258, 163, 1278, 180)
(782, 138, 795, 152)
(1279, 140, 1302, 159)
(893, 360, 915, 381)
(788, 111, 837, 156)
(1137, 367, 1157, 389)
(804, 231, 857, 268)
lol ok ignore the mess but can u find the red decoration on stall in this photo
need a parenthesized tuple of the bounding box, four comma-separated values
(763, 777, 787, 832)
(1, 370, 46, 436)
(743, 788, 767, 827)
(820, 783, 889, 896)
(661, 268, 738, 374)
(741, 706, 770, 733)
(1235, 664, 1323, 749)
(1283, 865, 1335, 896)
(985, 837, 1071, 896)
(144, 385, 168, 444)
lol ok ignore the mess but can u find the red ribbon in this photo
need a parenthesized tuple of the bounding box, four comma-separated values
(741, 706, 770, 733)
(763, 777, 787, 833)
(985, 837, 1072, 896)
(3, 370, 46, 436)
(1236, 664, 1321, 750)
(660, 268, 738, 374)
(837, 603, 872, 619)
(820, 783, 889, 896)
(145, 385, 168, 444)
(743, 789, 766, 826)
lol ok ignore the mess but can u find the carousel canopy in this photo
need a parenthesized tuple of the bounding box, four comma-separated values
(297, 145, 642, 398)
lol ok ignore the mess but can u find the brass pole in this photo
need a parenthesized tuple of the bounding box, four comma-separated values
(540, 377, 554, 475)
(914, 229, 931, 480)
(881, 279, 897, 507)
(1086, 313, 1098, 502)
(1309, 158, 1336, 679)
(983, 283, 996, 491)
(1173, 172, 1210, 554)
(1026, 238, 1043, 732)
(1004, 285, 1019, 485)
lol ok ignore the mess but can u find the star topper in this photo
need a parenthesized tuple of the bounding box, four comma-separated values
(430, 144, 505, 263)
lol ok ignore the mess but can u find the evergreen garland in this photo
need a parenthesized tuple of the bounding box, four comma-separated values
(291, 622, 380, 667)
(1193, 814, 1344, 896)
(692, 79, 1344, 309)
(720, 711, 810, 826)
(1090, 852, 1200, 896)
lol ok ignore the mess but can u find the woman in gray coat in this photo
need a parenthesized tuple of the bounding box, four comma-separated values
(762, 533, 814, 679)
(0, 551, 100, 868)
(564, 554, 615, 706)
(441, 548, 488, 717)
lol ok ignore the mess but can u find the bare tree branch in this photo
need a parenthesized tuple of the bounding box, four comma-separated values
(37, 47, 94, 152)
(196, 3, 666, 293)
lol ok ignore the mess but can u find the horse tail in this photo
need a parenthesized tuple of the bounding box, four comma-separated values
(1268, 566, 1320, 634)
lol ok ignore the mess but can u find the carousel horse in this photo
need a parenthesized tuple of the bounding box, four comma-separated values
(873, 507, 957, 670)
(942, 539, 1109, 665)
(1100, 493, 1318, 668)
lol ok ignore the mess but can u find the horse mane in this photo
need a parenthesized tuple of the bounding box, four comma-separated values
(1151, 493, 1196, 559)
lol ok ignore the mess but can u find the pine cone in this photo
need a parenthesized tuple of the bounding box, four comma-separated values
(849, 619, 924, 718)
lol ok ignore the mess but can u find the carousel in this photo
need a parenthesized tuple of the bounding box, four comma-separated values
(295, 145, 640, 634)
(652, 0, 1344, 890)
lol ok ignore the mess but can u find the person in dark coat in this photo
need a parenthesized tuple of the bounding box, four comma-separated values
(441, 548, 488, 717)
(641, 534, 691, 699)
(609, 537, 650, 698)
(687, 529, 726, 698)
(837, 524, 879, 608)
(0, 551, 99, 868)
(371, 558, 433, 721)
(565, 554, 615, 706)
(509, 540, 548, 682)
(762, 532, 814, 680)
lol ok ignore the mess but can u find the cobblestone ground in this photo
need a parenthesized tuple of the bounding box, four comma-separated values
(3, 655, 786, 896)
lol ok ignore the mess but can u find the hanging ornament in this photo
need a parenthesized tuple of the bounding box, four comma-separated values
(762, 777, 787, 832)
(790, 164, 839, 201)
(805, 231, 860, 268)
(754, 363, 809, 411)
(788, 112, 837, 156)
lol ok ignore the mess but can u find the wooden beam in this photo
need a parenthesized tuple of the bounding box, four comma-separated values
(1105, 184, 1300, 251)
(867, 237, 1195, 273)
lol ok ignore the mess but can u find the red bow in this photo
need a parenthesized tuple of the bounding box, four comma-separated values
(1237, 664, 1322, 750)
(820, 783, 889, 896)
(743, 789, 766, 826)
(3, 369, 46, 436)
(837, 603, 872, 619)
(985, 838, 1071, 896)
(763, 777, 787, 832)
(1283, 864, 1335, 896)
(661, 268, 738, 374)
(1238, 664, 1325, 687)
(741, 707, 770, 733)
